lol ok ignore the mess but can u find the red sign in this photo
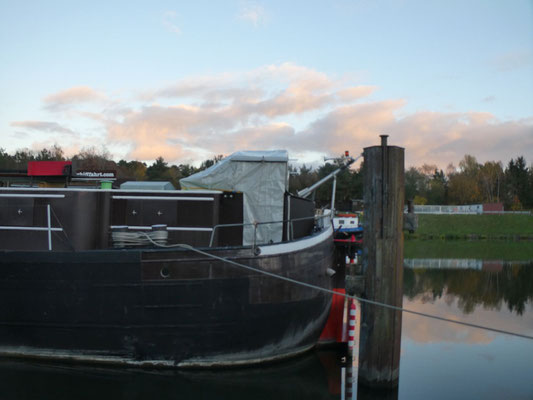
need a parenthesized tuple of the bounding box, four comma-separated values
(27, 161, 72, 176)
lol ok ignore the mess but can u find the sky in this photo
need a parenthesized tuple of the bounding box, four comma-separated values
(1, 0, 532, 168)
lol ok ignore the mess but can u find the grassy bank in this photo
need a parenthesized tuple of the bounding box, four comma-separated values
(405, 213, 533, 240)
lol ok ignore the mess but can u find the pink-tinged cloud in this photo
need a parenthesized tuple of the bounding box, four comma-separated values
(43, 86, 105, 111)
(202, 123, 296, 154)
(106, 85, 533, 166)
(336, 86, 376, 102)
(143, 63, 372, 118)
(10, 120, 75, 135)
(23, 63, 533, 165)
(391, 113, 533, 167)
(293, 100, 407, 153)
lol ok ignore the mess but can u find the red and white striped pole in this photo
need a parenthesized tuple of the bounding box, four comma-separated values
(348, 299, 356, 353)
(346, 299, 358, 399)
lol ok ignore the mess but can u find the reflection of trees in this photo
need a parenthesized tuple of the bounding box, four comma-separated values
(403, 262, 533, 315)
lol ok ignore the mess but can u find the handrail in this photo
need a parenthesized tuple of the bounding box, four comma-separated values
(208, 213, 331, 248)
(0, 204, 63, 250)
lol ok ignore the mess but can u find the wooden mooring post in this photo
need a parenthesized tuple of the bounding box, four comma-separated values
(359, 135, 404, 388)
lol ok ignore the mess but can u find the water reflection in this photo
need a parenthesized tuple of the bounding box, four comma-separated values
(404, 259, 533, 316)
(400, 258, 533, 400)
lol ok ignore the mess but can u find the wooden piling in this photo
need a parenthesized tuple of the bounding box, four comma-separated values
(359, 135, 404, 388)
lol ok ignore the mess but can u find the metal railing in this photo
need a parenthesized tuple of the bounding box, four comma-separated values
(208, 212, 331, 248)
(0, 204, 63, 251)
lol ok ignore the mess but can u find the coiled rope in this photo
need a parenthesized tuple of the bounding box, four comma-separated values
(112, 229, 168, 247)
(141, 233, 533, 341)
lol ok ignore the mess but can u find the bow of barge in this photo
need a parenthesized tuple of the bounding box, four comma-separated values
(0, 151, 337, 367)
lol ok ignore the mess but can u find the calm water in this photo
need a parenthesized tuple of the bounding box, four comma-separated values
(1, 243, 532, 399)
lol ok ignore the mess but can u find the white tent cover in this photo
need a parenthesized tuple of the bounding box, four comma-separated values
(179, 150, 289, 245)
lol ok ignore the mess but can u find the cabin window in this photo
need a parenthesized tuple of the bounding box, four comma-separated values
(339, 219, 344, 224)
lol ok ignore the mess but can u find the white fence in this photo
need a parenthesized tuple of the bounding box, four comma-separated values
(410, 204, 531, 215)
(413, 204, 483, 215)
(404, 258, 483, 270)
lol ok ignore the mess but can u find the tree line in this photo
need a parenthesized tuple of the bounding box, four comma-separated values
(0, 146, 531, 210)
(405, 154, 533, 210)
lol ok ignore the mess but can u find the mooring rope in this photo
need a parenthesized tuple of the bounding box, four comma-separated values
(141, 234, 533, 341)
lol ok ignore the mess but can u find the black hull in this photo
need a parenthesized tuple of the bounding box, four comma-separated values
(0, 230, 334, 367)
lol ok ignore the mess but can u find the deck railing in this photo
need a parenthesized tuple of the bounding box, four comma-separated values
(208, 212, 331, 248)
(0, 190, 332, 251)
(0, 193, 65, 251)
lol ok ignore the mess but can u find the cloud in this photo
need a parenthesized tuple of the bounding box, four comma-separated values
(393, 113, 533, 167)
(104, 64, 533, 164)
(104, 64, 380, 161)
(43, 86, 106, 111)
(162, 11, 181, 35)
(238, 2, 267, 27)
(143, 63, 375, 118)
(10, 120, 75, 135)
(297, 100, 406, 153)
(16, 63, 533, 166)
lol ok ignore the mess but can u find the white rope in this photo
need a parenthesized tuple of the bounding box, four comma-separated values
(140, 233, 533, 341)
(112, 230, 168, 247)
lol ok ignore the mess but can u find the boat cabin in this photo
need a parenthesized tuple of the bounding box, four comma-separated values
(0, 151, 317, 252)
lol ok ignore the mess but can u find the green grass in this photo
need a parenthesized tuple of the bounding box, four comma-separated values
(407, 214, 533, 239)
(404, 240, 533, 260)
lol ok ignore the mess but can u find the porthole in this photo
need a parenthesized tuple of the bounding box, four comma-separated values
(160, 266, 170, 279)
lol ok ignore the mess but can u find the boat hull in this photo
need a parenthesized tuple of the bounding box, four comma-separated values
(0, 229, 334, 367)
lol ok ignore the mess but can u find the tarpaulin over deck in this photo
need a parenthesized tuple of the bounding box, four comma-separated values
(179, 150, 289, 245)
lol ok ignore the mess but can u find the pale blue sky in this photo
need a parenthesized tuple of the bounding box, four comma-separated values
(1, 0, 532, 167)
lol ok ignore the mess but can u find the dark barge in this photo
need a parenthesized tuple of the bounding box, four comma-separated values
(0, 151, 335, 367)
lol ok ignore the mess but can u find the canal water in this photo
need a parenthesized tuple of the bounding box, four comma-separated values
(1, 242, 532, 399)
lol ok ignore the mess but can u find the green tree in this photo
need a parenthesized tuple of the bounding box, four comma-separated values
(35, 144, 65, 161)
(405, 164, 445, 205)
(479, 161, 503, 203)
(13, 149, 35, 167)
(459, 154, 480, 178)
(117, 160, 147, 181)
(448, 155, 482, 205)
(289, 164, 318, 194)
(146, 157, 169, 181)
(198, 155, 224, 171)
(177, 163, 198, 178)
(405, 167, 426, 202)
(448, 172, 482, 204)
(314, 160, 362, 210)
(0, 148, 14, 169)
(72, 146, 116, 171)
(504, 156, 531, 209)
(427, 169, 447, 204)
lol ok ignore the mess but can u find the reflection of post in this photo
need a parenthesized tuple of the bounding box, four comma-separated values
(359, 135, 404, 388)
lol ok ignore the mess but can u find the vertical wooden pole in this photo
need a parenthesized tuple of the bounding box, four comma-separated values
(359, 135, 404, 388)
